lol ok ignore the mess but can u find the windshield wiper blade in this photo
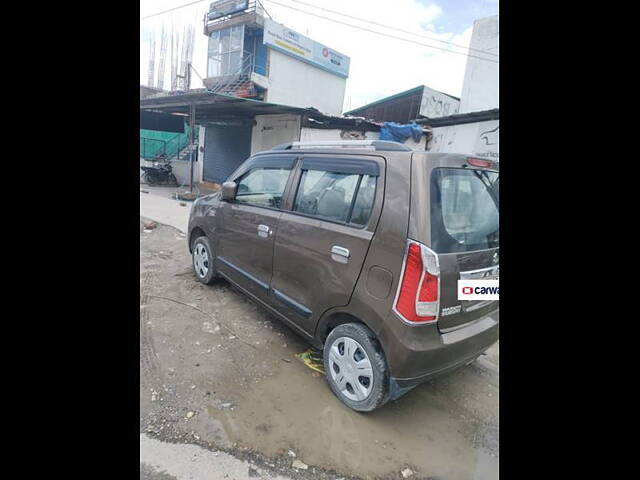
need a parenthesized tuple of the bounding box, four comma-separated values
(472, 170, 499, 206)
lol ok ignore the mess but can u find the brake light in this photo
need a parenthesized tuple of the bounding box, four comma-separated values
(394, 240, 439, 324)
(467, 157, 492, 168)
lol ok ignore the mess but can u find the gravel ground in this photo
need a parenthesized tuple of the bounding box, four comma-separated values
(140, 217, 499, 480)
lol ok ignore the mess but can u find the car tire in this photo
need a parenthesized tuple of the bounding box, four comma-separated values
(191, 236, 218, 284)
(323, 323, 390, 412)
(144, 172, 157, 185)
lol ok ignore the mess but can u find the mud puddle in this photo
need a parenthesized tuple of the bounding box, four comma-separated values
(202, 366, 497, 480)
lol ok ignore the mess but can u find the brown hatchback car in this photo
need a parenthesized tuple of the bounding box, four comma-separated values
(188, 140, 499, 411)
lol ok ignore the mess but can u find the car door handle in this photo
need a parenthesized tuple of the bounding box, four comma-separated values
(331, 246, 350, 263)
(257, 224, 272, 238)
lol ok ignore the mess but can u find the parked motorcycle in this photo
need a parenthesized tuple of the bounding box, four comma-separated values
(141, 154, 178, 186)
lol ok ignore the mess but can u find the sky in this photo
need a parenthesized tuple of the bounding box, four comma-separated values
(140, 0, 499, 112)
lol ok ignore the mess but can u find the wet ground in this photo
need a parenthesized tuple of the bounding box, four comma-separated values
(140, 218, 499, 480)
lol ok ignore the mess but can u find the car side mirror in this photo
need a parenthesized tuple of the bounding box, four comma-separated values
(221, 181, 237, 202)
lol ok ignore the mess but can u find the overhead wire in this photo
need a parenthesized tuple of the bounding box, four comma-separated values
(275, 0, 498, 58)
(264, 0, 499, 63)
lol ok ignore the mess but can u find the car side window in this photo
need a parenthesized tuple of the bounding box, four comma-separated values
(293, 169, 377, 226)
(235, 167, 291, 209)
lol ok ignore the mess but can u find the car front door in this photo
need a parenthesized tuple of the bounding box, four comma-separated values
(215, 155, 296, 304)
(269, 154, 385, 335)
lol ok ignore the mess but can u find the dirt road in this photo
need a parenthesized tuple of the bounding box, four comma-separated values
(140, 218, 499, 480)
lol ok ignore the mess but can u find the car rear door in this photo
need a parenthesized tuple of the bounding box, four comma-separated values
(269, 154, 385, 335)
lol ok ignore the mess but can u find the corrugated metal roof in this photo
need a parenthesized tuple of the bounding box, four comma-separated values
(140, 90, 386, 130)
(417, 108, 499, 127)
(343, 85, 460, 116)
(140, 90, 313, 117)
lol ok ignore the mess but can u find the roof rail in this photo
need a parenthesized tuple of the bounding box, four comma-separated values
(271, 140, 412, 152)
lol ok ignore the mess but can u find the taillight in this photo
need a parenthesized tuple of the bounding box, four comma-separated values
(394, 240, 440, 324)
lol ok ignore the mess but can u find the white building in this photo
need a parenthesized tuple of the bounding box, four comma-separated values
(426, 15, 499, 160)
(459, 15, 499, 114)
(139, 1, 440, 188)
(425, 109, 499, 161)
(344, 85, 459, 123)
(203, 0, 349, 115)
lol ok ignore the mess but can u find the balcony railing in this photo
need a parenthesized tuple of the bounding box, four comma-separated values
(240, 50, 267, 77)
(206, 50, 266, 97)
(203, 0, 267, 31)
(207, 50, 266, 80)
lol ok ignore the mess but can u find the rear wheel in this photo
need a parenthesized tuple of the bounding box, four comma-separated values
(168, 173, 178, 186)
(323, 323, 390, 412)
(191, 236, 218, 284)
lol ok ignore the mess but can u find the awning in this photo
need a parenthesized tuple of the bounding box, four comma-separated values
(139, 89, 385, 131)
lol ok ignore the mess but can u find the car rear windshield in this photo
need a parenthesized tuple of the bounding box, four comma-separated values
(430, 167, 499, 253)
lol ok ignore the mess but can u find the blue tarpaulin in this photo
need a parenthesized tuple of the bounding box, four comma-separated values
(379, 122, 423, 143)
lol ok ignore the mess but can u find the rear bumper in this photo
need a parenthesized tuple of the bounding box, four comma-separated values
(381, 309, 499, 389)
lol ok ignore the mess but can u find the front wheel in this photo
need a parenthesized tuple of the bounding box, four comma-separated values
(144, 171, 158, 185)
(191, 236, 218, 284)
(323, 323, 390, 412)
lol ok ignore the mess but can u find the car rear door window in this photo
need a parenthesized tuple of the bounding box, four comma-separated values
(349, 174, 377, 226)
(293, 168, 377, 226)
(430, 168, 499, 253)
(235, 167, 291, 209)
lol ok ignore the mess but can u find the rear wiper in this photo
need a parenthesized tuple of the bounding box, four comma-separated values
(472, 169, 492, 188)
(473, 170, 499, 206)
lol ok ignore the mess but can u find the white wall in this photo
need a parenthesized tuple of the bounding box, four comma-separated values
(300, 127, 427, 151)
(265, 49, 347, 115)
(197, 125, 205, 184)
(172, 159, 198, 186)
(171, 126, 205, 186)
(251, 114, 301, 154)
(419, 86, 460, 118)
(459, 15, 499, 113)
(427, 120, 499, 161)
